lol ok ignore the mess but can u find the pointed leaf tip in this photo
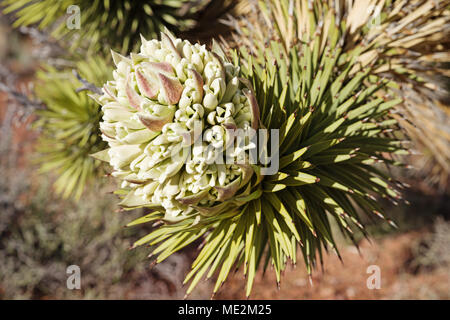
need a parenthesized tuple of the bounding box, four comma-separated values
(158, 73, 183, 105)
(90, 149, 111, 162)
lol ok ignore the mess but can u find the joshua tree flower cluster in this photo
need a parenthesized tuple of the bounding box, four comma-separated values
(94, 32, 261, 221)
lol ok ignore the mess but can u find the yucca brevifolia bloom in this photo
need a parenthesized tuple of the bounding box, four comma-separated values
(34, 57, 111, 199)
(1, 0, 215, 54)
(92, 16, 407, 297)
(229, 0, 450, 191)
(93, 31, 261, 222)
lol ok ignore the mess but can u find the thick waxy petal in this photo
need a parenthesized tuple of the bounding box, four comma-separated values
(120, 129, 159, 144)
(99, 122, 116, 138)
(135, 69, 159, 99)
(130, 53, 147, 65)
(222, 122, 237, 149)
(102, 84, 117, 101)
(211, 52, 227, 101)
(143, 61, 175, 76)
(161, 32, 181, 60)
(108, 145, 142, 169)
(123, 173, 150, 184)
(102, 103, 133, 121)
(188, 68, 204, 102)
(119, 190, 161, 209)
(138, 107, 174, 132)
(211, 52, 226, 82)
(158, 73, 183, 105)
(160, 151, 188, 181)
(125, 74, 142, 110)
(203, 93, 218, 110)
(181, 126, 202, 146)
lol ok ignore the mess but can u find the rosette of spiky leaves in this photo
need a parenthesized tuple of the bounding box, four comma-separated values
(1, 0, 215, 55)
(102, 23, 407, 299)
(228, 0, 450, 191)
(33, 57, 111, 199)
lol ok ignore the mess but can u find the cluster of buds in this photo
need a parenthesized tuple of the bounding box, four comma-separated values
(96, 32, 261, 221)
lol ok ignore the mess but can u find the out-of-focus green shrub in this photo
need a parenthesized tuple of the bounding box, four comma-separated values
(0, 177, 149, 299)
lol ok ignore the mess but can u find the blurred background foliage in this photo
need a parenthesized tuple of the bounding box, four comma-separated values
(1, 0, 251, 54)
(0, 1, 449, 299)
(32, 58, 111, 199)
